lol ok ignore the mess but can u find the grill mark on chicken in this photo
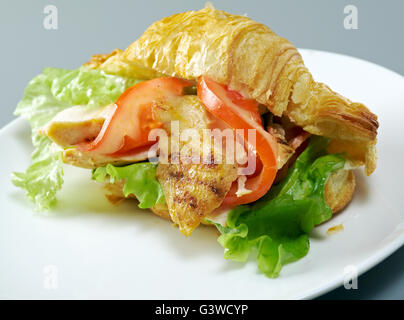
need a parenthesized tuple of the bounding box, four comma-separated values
(174, 192, 198, 209)
(165, 167, 224, 199)
(153, 95, 238, 235)
(209, 185, 222, 197)
(275, 137, 289, 146)
(169, 170, 184, 179)
(157, 160, 237, 235)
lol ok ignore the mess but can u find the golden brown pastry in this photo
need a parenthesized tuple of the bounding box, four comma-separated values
(85, 4, 378, 175)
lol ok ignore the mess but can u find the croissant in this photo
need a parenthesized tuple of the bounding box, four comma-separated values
(85, 4, 378, 175)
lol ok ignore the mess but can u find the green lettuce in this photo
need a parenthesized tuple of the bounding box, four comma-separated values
(215, 137, 346, 278)
(12, 67, 140, 210)
(12, 135, 64, 210)
(92, 163, 165, 209)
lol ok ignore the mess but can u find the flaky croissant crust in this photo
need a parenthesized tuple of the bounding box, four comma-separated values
(85, 5, 378, 174)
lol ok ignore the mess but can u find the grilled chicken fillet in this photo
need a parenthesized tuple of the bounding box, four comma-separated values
(153, 95, 238, 235)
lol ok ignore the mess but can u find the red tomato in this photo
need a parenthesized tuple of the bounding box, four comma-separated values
(197, 76, 278, 206)
(78, 77, 191, 155)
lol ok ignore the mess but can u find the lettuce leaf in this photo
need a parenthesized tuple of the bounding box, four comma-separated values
(92, 163, 165, 209)
(12, 67, 140, 210)
(12, 135, 64, 210)
(215, 137, 346, 278)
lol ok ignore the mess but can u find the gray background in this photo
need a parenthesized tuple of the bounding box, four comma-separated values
(1, 0, 403, 299)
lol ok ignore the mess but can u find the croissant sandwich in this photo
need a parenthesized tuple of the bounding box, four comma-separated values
(13, 4, 378, 278)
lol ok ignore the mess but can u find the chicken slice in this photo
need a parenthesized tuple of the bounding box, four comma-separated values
(43, 105, 114, 147)
(43, 104, 149, 168)
(153, 95, 238, 235)
(157, 159, 237, 235)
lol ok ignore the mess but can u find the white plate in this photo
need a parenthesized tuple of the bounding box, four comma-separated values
(1, 49, 403, 300)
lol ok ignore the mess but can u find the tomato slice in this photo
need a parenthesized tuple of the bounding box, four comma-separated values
(78, 77, 191, 155)
(197, 76, 278, 206)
